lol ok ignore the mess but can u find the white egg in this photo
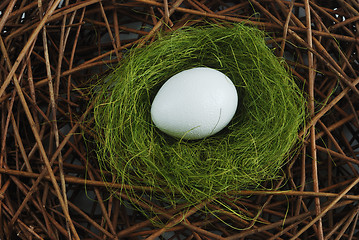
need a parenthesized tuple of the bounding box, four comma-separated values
(151, 67, 238, 140)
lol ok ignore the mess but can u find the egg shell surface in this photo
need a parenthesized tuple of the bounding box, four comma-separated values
(151, 67, 238, 140)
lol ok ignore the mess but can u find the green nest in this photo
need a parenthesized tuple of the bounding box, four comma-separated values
(93, 23, 305, 207)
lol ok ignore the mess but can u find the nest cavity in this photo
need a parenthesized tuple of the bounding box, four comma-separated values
(92, 23, 306, 206)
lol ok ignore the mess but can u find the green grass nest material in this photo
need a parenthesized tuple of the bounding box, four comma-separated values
(93, 23, 306, 206)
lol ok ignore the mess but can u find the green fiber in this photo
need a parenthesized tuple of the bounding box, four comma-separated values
(92, 23, 306, 211)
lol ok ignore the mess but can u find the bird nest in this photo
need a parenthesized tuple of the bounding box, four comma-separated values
(1, 0, 359, 239)
(92, 23, 306, 219)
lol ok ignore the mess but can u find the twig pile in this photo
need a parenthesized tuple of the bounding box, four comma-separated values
(0, 0, 359, 239)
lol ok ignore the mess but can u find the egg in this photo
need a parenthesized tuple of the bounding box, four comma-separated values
(151, 67, 238, 140)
